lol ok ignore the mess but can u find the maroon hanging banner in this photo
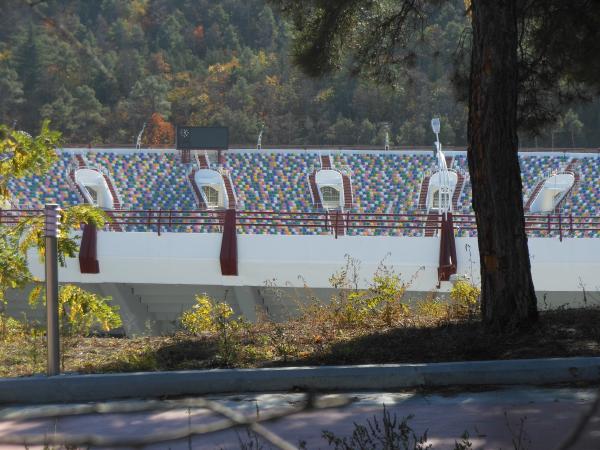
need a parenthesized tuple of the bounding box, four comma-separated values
(438, 212, 457, 282)
(79, 224, 100, 274)
(220, 209, 238, 276)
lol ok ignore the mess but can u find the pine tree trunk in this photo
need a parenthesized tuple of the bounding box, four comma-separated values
(467, 0, 538, 330)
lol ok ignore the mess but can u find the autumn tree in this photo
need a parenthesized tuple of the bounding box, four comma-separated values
(144, 112, 175, 146)
(271, 0, 600, 330)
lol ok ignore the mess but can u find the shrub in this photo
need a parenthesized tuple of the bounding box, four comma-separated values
(327, 273, 410, 328)
(181, 294, 242, 334)
(449, 280, 481, 318)
(0, 314, 24, 342)
(180, 294, 246, 365)
(414, 296, 448, 320)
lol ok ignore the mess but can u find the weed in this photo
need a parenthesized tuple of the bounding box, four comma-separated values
(322, 406, 432, 450)
(449, 279, 480, 319)
(180, 294, 247, 366)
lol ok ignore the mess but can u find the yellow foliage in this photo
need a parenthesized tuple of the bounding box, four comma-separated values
(315, 87, 334, 103)
(414, 297, 448, 320)
(29, 284, 121, 336)
(265, 75, 280, 86)
(130, 0, 148, 17)
(256, 50, 268, 67)
(450, 279, 480, 317)
(181, 294, 241, 335)
(208, 57, 240, 75)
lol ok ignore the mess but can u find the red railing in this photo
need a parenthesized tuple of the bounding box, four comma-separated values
(1, 209, 599, 238)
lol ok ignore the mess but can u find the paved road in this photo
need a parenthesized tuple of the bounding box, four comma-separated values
(0, 386, 599, 449)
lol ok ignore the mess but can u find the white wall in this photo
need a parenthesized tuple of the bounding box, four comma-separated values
(28, 232, 600, 294)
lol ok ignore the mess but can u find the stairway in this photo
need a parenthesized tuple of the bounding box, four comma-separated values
(222, 173, 237, 209)
(308, 171, 321, 208)
(445, 155, 453, 169)
(321, 154, 332, 169)
(424, 212, 439, 237)
(554, 158, 580, 213)
(524, 179, 545, 212)
(68, 168, 86, 203)
(75, 154, 87, 168)
(71, 154, 123, 231)
(451, 172, 465, 211)
(197, 153, 210, 169)
(187, 167, 206, 209)
(342, 174, 353, 209)
(332, 211, 346, 237)
(418, 176, 431, 210)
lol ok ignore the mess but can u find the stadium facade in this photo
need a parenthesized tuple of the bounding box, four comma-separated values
(4, 147, 599, 334)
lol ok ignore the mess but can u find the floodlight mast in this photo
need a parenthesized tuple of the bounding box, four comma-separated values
(136, 122, 146, 150)
(431, 118, 451, 217)
(257, 124, 264, 150)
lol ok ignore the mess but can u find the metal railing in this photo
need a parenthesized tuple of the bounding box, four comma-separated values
(1, 209, 599, 238)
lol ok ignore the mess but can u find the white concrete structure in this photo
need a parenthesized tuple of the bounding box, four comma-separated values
(530, 173, 575, 213)
(427, 171, 458, 211)
(75, 169, 114, 208)
(195, 169, 228, 208)
(11, 231, 597, 334)
(315, 169, 344, 209)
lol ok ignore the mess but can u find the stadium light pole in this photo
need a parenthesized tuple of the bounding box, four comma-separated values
(431, 118, 441, 153)
(431, 118, 450, 217)
(44, 204, 60, 376)
(136, 122, 146, 151)
(257, 124, 264, 150)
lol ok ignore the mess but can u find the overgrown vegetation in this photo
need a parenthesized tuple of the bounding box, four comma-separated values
(0, 119, 121, 373)
(3, 262, 600, 378)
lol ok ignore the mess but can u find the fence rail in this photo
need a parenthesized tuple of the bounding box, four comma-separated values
(1, 209, 599, 237)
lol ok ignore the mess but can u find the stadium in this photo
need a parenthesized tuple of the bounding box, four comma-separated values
(3, 142, 600, 335)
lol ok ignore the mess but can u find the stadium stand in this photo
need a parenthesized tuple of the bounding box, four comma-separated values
(225, 151, 328, 234)
(85, 152, 196, 211)
(7, 152, 81, 208)
(5, 149, 598, 237)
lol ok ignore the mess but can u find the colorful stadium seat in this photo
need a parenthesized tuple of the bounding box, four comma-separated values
(6, 150, 598, 237)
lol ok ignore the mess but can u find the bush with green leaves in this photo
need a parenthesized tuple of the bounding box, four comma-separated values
(30, 284, 122, 337)
(0, 120, 109, 308)
(325, 257, 410, 328)
(181, 294, 246, 365)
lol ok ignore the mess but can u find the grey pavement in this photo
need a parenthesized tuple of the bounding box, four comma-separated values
(0, 387, 600, 449)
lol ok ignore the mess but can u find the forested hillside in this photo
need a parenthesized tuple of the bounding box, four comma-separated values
(0, 0, 598, 147)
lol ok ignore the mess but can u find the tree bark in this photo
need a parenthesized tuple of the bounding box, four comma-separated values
(467, 0, 538, 330)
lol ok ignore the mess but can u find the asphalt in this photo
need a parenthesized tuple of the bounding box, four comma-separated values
(1, 387, 599, 449)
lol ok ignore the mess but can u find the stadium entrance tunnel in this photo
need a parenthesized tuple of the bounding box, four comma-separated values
(315, 169, 344, 209)
(194, 169, 229, 209)
(427, 171, 458, 211)
(75, 168, 114, 208)
(529, 173, 575, 213)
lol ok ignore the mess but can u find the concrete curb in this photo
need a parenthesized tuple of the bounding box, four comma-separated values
(2, 357, 600, 405)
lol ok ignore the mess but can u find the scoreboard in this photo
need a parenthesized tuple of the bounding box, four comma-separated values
(176, 126, 229, 150)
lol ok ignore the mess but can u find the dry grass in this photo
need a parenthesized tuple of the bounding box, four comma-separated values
(2, 303, 600, 378)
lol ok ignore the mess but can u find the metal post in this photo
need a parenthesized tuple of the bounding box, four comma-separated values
(44, 204, 60, 376)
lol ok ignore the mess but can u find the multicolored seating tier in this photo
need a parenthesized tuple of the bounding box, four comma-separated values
(7, 153, 81, 208)
(5, 150, 598, 237)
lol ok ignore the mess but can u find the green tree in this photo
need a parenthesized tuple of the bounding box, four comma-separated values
(0, 57, 24, 124)
(271, 0, 600, 330)
(0, 121, 108, 310)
